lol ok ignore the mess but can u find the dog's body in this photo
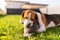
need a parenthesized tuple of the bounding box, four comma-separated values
(20, 10, 60, 37)
(41, 14, 60, 27)
(45, 14, 60, 25)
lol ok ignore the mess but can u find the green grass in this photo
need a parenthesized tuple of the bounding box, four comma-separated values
(0, 15, 60, 40)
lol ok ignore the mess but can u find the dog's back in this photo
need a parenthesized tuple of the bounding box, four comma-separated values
(45, 14, 60, 25)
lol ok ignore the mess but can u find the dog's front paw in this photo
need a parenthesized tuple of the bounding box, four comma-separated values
(24, 33, 32, 37)
(37, 28, 46, 33)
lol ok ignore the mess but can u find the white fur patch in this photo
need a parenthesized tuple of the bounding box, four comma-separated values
(36, 12, 46, 32)
(24, 34, 32, 37)
(29, 13, 31, 20)
(24, 13, 33, 27)
(57, 23, 60, 25)
(23, 13, 33, 37)
(46, 21, 60, 28)
(46, 21, 55, 28)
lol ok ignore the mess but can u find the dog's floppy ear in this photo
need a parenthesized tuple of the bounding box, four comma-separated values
(22, 11, 25, 18)
(20, 11, 25, 24)
(35, 13, 39, 25)
(35, 13, 38, 19)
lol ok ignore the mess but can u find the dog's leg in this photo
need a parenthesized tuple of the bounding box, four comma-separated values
(37, 22, 46, 32)
(36, 13, 46, 32)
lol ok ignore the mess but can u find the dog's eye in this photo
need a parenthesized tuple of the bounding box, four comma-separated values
(25, 17, 28, 19)
(31, 19, 34, 21)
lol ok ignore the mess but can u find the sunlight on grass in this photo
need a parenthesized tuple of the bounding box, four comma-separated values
(0, 15, 60, 40)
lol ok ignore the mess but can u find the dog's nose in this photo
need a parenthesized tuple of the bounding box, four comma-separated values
(27, 23, 31, 28)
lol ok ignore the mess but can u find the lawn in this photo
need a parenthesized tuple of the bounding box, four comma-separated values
(0, 15, 60, 40)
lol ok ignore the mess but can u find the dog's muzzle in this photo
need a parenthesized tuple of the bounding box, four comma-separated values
(20, 19, 40, 37)
(20, 19, 24, 24)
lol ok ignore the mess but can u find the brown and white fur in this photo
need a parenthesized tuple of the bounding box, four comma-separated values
(20, 10, 60, 37)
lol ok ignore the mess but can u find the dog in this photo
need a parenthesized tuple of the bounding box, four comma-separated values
(20, 10, 60, 37)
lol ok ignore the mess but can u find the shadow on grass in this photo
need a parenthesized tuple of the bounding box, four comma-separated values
(0, 14, 6, 18)
(19, 28, 30, 40)
(34, 26, 60, 35)
(19, 26, 60, 40)
(46, 26, 60, 34)
(7, 25, 60, 40)
(30, 26, 60, 40)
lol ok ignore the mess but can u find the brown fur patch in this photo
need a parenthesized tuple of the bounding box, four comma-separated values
(22, 10, 37, 20)
(41, 14, 48, 27)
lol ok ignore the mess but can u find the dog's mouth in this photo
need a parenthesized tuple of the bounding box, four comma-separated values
(20, 19, 40, 37)
(24, 25, 40, 37)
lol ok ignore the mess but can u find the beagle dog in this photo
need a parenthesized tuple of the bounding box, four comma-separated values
(20, 10, 60, 37)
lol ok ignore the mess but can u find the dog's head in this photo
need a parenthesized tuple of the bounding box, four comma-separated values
(20, 10, 40, 37)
